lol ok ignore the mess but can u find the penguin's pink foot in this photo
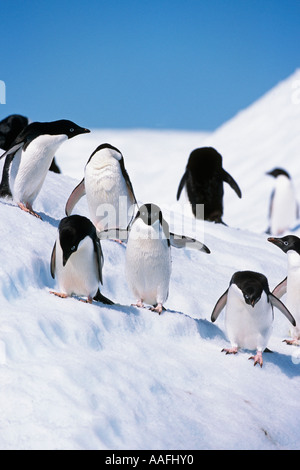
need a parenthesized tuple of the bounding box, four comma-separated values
(50, 291, 68, 299)
(222, 347, 238, 355)
(18, 202, 41, 219)
(249, 351, 263, 367)
(132, 300, 145, 308)
(150, 303, 163, 314)
(283, 338, 300, 346)
(79, 296, 93, 304)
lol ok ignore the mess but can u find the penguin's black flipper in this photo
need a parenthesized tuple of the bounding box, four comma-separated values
(272, 277, 287, 299)
(221, 169, 242, 198)
(93, 289, 114, 305)
(269, 293, 296, 326)
(211, 289, 228, 322)
(170, 232, 210, 253)
(50, 241, 57, 279)
(65, 178, 85, 216)
(176, 171, 188, 200)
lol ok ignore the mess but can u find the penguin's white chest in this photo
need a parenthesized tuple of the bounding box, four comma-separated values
(55, 236, 99, 299)
(270, 176, 297, 234)
(225, 285, 273, 351)
(10, 134, 68, 205)
(84, 155, 132, 231)
(286, 252, 300, 331)
(125, 220, 171, 306)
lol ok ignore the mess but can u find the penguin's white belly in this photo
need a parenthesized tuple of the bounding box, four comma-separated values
(225, 286, 273, 351)
(126, 229, 171, 306)
(270, 178, 297, 234)
(55, 237, 99, 298)
(286, 265, 300, 336)
(85, 162, 132, 231)
(10, 134, 67, 205)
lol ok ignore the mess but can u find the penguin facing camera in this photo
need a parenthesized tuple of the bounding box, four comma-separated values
(50, 215, 113, 305)
(0, 119, 90, 218)
(177, 147, 241, 224)
(65, 143, 137, 234)
(211, 270, 295, 367)
(0, 114, 61, 173)
(99, 203, 210, 314)
(266, 168, 298, 235)
(268, 235, 300, 344)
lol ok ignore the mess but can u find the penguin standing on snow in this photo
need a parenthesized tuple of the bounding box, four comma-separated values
(176, 147, 242, 223)
(211, 271, 295, 367)
(110, 203, 210, 314)
(0, 114, 61, 173)
(266, 168, 298, 235)
(65, 143, 137, 233)
(268, 235, 300, 344)
(0, 119, 90, 218)
(50, 215, 113, 304)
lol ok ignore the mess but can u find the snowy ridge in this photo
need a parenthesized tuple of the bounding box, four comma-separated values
(1, 70, 300, 449)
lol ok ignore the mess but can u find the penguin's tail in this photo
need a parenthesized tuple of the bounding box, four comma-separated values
(93, 289, 114, 305)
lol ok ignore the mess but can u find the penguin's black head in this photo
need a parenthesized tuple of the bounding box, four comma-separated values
(187, 147, 223, 179)
(266, 168, 290, 179)
(231, 271, 269, 308)
(42, 119, 90, 139)
(137, 203, 163, 226)
(242, 286, 262, 308)
(58, 215, 95, 266)
(268, 235, 300, 254)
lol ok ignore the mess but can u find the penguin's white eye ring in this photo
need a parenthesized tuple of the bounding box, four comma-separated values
(71, 245, 76, 251)
(284, 241, 289, 246)
(70, 128, 74, 132)
(244, 294, 249, 299)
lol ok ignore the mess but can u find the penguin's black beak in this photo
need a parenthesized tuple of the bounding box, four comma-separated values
(268, 237, 283, 247)
(62, 251, 72, 266)
(251, 297, 261, 308)
(78, 127, 90, 135)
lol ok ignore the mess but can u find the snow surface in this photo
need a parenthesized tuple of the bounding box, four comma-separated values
(1, 70, 300, 450)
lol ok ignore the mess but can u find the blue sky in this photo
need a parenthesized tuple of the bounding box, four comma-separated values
(1, 0, 300, 130)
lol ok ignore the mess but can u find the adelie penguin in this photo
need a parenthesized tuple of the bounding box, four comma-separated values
(176, 147, 242, 223)
(0, 119, 90, 218)
(268, 235, 300, 344)
(211, 271, 295, 367)
(65, 143, 137, 233)
(99, 203, 210, 313)
(50, 215, 113, 305)
(0, 114, 61, 173)
(266, 168, 298, 235)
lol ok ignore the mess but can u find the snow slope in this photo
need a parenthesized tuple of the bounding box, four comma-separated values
(1, 70, 300, 450)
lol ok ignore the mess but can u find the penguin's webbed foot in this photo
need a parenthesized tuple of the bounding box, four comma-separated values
(248, 351, 263, 367)
(221, 347, 238, 355)
(79, 296, 93, 304)
(283, 338, 300, 346)
(132, 300, 145, 309)
(150, 303, 164, 314)
(50, 291, 68, 299)
(18, 202, 41, 219)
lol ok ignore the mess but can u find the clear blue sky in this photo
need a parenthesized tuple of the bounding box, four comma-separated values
(1, 0, 300, 130)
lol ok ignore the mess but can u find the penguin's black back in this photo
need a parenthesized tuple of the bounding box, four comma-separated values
(0, 114, 29, 150)
(185, 147, 224, 222)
